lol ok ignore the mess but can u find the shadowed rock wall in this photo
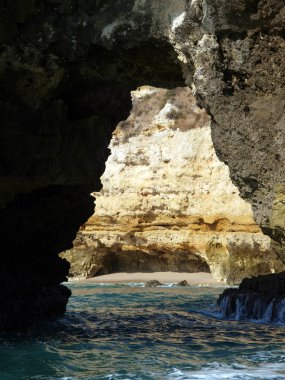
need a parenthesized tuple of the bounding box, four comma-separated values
(0, 0, 185, 330)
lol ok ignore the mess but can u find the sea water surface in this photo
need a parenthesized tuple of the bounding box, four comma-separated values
(1, 282, 285, 380)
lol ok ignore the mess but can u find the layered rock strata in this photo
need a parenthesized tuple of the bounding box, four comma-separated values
(62, 87, 284, 284)
(1, 0, 285, 328)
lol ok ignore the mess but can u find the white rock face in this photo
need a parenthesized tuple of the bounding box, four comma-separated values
(62, 87, 284, 283)
(171, 12, 186, 32)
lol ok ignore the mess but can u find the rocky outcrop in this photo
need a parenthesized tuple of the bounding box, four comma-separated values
(1, 1, 285, 328)
(145, 280, 163, 287)
(178, 280, 189, 287)
(217, 272, 285, 323)
(171, 0, 285, 259)
(62, 87, 284, 284)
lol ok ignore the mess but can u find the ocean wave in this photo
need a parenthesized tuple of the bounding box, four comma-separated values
(167, 362, 285, 380)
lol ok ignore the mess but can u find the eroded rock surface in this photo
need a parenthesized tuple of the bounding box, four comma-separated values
(171, 0, 285, 257)
(62, 87, 284, 284)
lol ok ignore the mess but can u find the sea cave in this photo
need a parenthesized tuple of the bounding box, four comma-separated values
(1, 0, 285, 378)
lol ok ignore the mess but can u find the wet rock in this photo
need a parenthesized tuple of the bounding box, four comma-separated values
(217, 272, 285, 322)
(145, 280, 163, 287)
(177, 280, 189, 287)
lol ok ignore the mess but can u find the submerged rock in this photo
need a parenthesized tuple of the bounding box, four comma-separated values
(177, 280, 189, 287)
(145, 280, 163, 287)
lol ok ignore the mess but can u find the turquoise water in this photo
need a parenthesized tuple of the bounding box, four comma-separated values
(1, 282, 285, 380)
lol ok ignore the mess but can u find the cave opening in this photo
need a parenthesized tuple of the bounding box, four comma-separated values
(62, 83, 279, 287)
(1, 0, 284, 330)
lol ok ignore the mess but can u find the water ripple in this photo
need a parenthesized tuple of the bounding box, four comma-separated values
(0, 283, 285, 380)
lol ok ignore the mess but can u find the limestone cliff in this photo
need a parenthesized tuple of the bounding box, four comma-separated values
(62, 87, 284, 284)
(1, 0, 285, 329)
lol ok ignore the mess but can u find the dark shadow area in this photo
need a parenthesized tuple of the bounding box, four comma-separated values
(101, 249, 211, 275)
(0, 36, 185, 330)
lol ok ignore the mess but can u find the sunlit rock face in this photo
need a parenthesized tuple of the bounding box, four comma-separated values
(62, 87, 284, 284)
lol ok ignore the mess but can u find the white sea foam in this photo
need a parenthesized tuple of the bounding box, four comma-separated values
(212, 293, 285, 325)
(167, 362, 285, 379)
(125, 282, 145, 287)
(161, 282, 176, 288)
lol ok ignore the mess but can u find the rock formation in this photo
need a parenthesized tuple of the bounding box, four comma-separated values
(145, 280, 163, 287)
(172, 0, 285, 258)
(62, 87, 284, 284)
(217, 272, 285, 323)
(0, 0, 284, 329)
(0, 1, 184, 330)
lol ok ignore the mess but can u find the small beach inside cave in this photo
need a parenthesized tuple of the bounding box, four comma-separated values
(80, 271, 225, 286)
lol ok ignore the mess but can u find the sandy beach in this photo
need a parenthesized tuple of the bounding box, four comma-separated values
(83, 272, 226, 286)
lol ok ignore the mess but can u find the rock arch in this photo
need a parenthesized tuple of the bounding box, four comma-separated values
(0, 0, 284, 329)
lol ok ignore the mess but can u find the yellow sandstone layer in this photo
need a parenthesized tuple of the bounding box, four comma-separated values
(62, 87, 284, 284)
